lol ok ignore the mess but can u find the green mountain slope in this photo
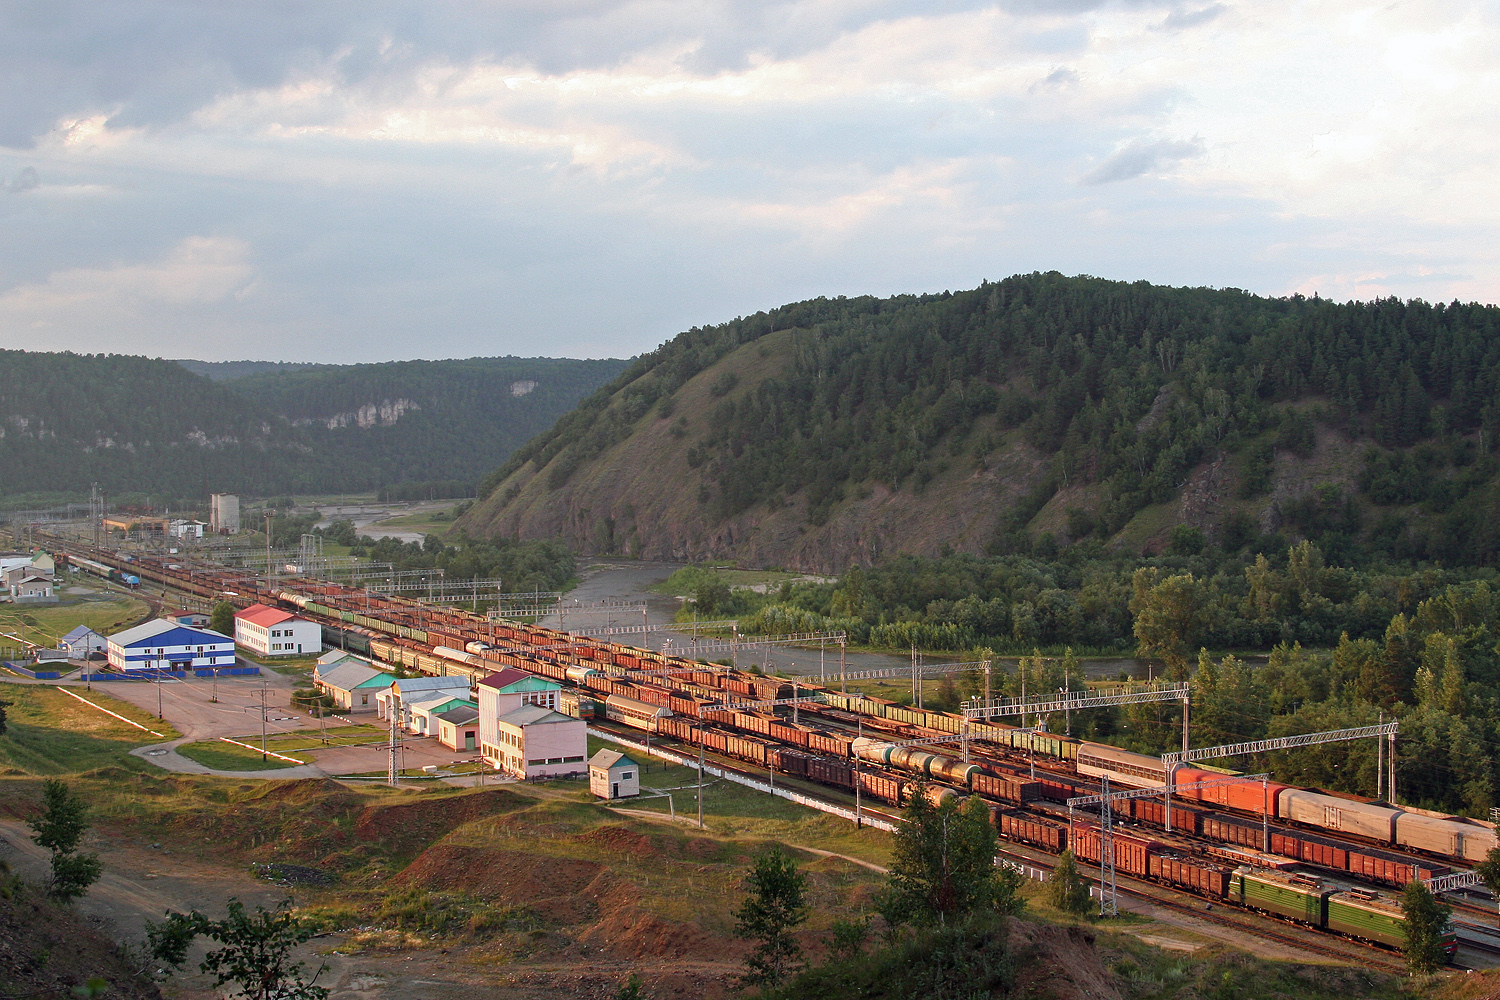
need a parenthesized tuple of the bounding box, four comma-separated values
(458, 273, 1500, 571)
(0, 352, 627, 501)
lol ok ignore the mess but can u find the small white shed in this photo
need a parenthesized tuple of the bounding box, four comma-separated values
(589, 749, 640, 800)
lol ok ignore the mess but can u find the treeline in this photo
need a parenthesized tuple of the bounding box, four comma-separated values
(484, 274, 1500, 564)
(0, 350, 626, 499)
(346, 533, 576, 594)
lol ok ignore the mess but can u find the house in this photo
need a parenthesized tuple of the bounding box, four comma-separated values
(589, 749, 641, 799)
(408, 694, 478, 736)
(59, 626, 107, 658)
(490, 703, 587, 779)
(313, 657, 392, 712)
(169, 519, 206, 539)
(375, 676, 472, 727)
(163, 608, 211, 627)
(234, 603, 320, 657)
(435, 704, 481, 752)
(106, 619, 233, 671)
(8, 574, 55, 603)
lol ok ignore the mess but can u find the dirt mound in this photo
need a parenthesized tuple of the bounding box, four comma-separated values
(575, 883, 738, 963)
(0, 867, 163, 999)
(574, 824, 657, 857)
(1006, 918, 1122, 1000)
(395, 843, 608, 924)
(353, 788, 522, 857)
(244, 776, 362, 808)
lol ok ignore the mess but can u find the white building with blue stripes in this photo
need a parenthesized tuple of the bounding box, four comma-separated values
(106, 619, 234, 672)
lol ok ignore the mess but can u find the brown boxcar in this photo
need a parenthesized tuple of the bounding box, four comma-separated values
(996, 810, 1068, 853)
(857, 770, 904, 805)
(1035, 778, 1077, 803)
(1073, 825, 1159, 877)
(971, 772, 1043, 805)
(700, 728, 730, 755)
(1148, 852, 1231, 898)
(1201, 813, 1263, 849)
(769, 722, 813, 748)
(808, 730, 854, 757)
(1128, 798, 1202, 835)
(807, 757, 854, 790)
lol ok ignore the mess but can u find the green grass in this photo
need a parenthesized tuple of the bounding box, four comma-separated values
(176, 740, 298, 771)
(0, 595, 150, 647)
(650, 563, 810, 597)
(368, 506, 462, 530)
(262, 724, 387, 752)
(0, 682, 179, 775)
(580, 733, 895, 866)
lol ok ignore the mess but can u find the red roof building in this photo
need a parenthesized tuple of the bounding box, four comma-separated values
(234, 603, 321, 658)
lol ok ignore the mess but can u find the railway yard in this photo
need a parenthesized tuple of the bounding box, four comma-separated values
(46, 539, 1500, 971)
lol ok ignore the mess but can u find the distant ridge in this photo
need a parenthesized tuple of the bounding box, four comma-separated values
(172, 359, 323, 380)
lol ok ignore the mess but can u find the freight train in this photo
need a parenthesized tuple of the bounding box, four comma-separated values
(56, 545, 1496, 884)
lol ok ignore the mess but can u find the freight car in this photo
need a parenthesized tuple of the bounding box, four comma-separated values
(604, 694, 673, 730)
(1077, 742, 1168, 788)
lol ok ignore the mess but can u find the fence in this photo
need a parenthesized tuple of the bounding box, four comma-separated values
(79, 666, 260, 682)
(1, 662, 63, 680)
(585, 726, 900, 834)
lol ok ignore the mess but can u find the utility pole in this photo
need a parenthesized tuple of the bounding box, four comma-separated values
(387, 689, 400, 787)
(855, 717, 863, 829)
(697, 740, 705, 829)
(1376, 710, 1384, 801)
(263, 508, 275, 591)
(259, 681, 268, 762)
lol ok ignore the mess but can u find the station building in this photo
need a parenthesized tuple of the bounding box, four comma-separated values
(475, 668, 584, 779)
(106, 619, 233, 671)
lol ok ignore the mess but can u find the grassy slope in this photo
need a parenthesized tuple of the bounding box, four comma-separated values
(0, 682, 179, 775)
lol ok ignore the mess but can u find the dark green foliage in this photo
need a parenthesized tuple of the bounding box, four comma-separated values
(0, 699, 10, 737)
(766, 914, 1014, 1000)
(210, 602, 236, 637)
(28, 779, 102, 902)
(147, 898, 329, 999)
(1399, 881, 1451, 974)
(823, 916, 871, 961)
(347, 534, 574, 592)
(1474, 846, 1500, 901)
(880, 790, 1023, 927)
(0, 351, 625, 499)
(734, 846, 809, 989)
(615, 972, 644, 1000)
(1044, 851, 1092, 916)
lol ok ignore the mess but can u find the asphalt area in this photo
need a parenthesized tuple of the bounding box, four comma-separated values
(77, 671, 481, 779)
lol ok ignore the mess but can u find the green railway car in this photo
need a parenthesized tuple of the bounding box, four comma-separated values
(1326, 889, 1456, 956)
(1231, 868, 1330, 925)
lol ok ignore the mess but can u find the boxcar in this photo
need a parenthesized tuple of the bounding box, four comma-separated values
(1395, 812, 1500, 862)
(857, 770, 904, 805)
(996, 810, 1068, 853)
(807, 757, 855, 790)
(1277, 789, 1399, 844)
(971, 772, 1042, 805)
(1149, 853, 1231, 899)
(1127, 797, 1202, 835)
(1072, 825, 1158, 877)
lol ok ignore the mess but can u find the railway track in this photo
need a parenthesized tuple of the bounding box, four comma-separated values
(47, 537, 1491, 962)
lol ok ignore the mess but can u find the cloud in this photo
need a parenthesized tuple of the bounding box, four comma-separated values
(0, 236, 256, 341)
(1081, 138, 1205, 185)
(4, 166, 38, 193)
(1158, 5, 1225, 31)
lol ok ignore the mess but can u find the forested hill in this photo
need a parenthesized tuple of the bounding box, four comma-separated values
(459, 273, 1500, 571)
(0, 352, 627, 502)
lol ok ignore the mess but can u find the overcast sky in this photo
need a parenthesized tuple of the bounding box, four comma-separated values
(1, 1, 1495, 362)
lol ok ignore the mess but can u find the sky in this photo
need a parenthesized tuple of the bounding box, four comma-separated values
(0, 1, 1496, 363)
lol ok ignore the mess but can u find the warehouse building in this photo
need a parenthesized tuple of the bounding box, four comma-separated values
(376, 675, 471, 728)
(408, 693, 478, 736)
(59, 626, 107, 658)
(106, 619, 233, 671)
(314, 657, 392, 712)
(234, 604, 320, 657)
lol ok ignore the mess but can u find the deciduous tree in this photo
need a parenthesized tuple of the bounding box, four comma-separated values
(734, 846, 808, 989)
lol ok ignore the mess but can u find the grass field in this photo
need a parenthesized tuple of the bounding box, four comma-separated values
(0, 682, 180, 775)
(367, 505, 462, 530)
(0, 595, 150, 649)
(176, 739, 298, 771)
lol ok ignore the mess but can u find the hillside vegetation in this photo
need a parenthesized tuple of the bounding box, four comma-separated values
(461, 273, 1500, 571)
(0, 351, 626, 502)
